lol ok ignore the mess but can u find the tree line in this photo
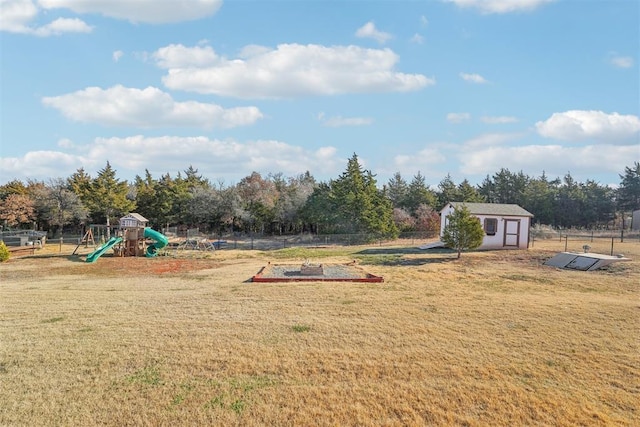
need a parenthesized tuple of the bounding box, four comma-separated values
(1, 155, 638, 238)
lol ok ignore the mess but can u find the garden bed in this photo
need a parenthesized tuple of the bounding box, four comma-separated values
(252, 261, 384, 282)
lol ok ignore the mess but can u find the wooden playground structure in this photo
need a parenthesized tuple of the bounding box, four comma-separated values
(76, 213, 166, 259)
(117, 213, 151, 256)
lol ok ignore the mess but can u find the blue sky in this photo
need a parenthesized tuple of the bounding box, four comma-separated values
(1, 0, 638, 187)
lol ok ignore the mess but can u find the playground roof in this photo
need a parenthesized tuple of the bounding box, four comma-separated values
(121, 213, 148, 223)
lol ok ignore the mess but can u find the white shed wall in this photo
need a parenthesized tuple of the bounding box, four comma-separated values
(440, 206, 530, 250)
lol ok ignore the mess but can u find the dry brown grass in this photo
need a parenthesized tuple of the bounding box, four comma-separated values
(1, 240, 638, 426)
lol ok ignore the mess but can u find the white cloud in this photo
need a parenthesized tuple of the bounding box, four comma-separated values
(318, 113, 373, 127)
(0, 0, 92, 35)
(393, 147, 447, 175)
(463, 132, 524, 148)
(37, 0, 222, 24)
(445, 0, 556, 14)
(33, 17, 92, 36)
(112, 50, 124, 62)
(0, 136, 344, 183)
(57, 138, 75, 148)
(608, 53, 634, 69)
(410, 33, 425, 44)
(481, 115, 518, 124)
(157, 43, 435, 99)
(447, 112, 471, 123)
(152, 44, 219, 68)
(536, 110, 640, 143)
(42, 85, 264, 129)
(0, 0, 39, 32)
(1, 0, 221, 35)
(0, 150, 90, 181)
(355, 21, 392, 44)
(460, 72, 488, 84)
(458, 144, 637, 179)
(420, 15, 429, 27)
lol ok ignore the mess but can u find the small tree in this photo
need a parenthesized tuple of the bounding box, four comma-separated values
(0, 194, 36, 228)
(441, 205, 484, 258)
(0, 241, 9, 262)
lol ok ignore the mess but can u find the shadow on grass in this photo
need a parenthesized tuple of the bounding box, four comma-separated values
(14, 253, 88, 263)
(356, 247, 452, 255)
(355, 248, 458, 267)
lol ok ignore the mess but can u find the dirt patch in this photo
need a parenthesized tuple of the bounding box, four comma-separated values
(9, 254, 222, 278)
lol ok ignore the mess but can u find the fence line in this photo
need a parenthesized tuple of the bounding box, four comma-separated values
(531, 231, 639, 256)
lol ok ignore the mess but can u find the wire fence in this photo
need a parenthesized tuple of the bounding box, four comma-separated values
(531, 229, 640, 255)
(5, 227, 639, 256)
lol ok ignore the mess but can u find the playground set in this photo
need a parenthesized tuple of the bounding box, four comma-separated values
(83, 213, 169, 263)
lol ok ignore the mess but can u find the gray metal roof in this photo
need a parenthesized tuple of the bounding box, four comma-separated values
(445, 202, 533, 217)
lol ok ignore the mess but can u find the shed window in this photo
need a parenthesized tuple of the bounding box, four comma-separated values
(484, 218, 498, 235)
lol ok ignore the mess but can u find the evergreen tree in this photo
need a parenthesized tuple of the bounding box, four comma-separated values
(457, 179, 485, 203)
(363, 170, 398, 238)
(386, 172, 409, 209)
(330, 153, 397, 238)
(617, 162, 640, 216)
(580, 180, 615, 227)
(85, 162, 135, 235)
(330, 154, 370, 233)
(555, 172, 584, 228)
(490, 168, 529, 205)
(405, 172, 437, 214)
(182, 165, 210, 189)
(67, 168, 92, 201)
(300, 182, 337, 234)
(0, 179, 28, 200)
(133, 171, 157, 225)
(477, 174, 496, 203)
(522, 172, 558, 226)
(436, 173, 460, 208)
(441, 204, 484, 258)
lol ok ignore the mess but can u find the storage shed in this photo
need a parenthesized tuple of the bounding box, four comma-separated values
(440, 202, 534, 250)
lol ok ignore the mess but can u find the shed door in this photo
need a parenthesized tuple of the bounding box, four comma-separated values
(503, 219, 520, 247)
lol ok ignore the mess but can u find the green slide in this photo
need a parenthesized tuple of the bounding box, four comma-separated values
(144, 227, 169, 257)
(85, 236, 123, 263)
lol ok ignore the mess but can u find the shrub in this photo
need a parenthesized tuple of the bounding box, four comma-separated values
(441, 205, 484, 259)
(0, 241, 10, 262)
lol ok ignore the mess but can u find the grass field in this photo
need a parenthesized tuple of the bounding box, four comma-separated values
(1, 239, 638, 426)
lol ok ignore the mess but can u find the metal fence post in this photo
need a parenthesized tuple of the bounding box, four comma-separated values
(610, 237, 614, 256)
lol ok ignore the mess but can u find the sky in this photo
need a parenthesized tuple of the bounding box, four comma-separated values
(1, 0, 638, 188)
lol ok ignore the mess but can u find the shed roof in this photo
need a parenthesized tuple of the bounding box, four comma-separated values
(444, 202, 533, 217)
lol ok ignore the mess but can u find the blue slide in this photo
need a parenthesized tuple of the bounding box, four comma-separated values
(85, 236, 123, 263)
(144, 227, 169, 257)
